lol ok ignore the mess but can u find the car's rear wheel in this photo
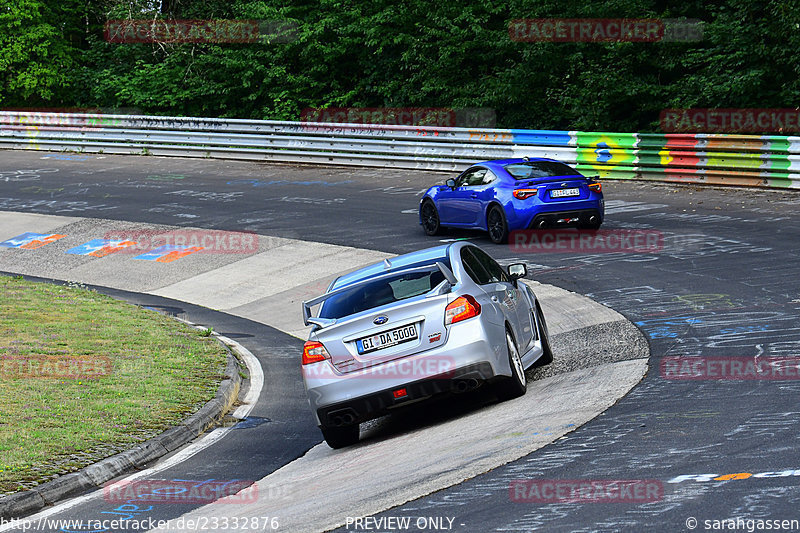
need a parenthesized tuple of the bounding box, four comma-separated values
(578, 221, 602, 230)
(320, 424, 360, 449)
(495, 330, 527, 401)
(487, 205, 509, 244)
(532, 301, 553, 367)
(420, 200, 442, 236)
(578, 214, 602, 230)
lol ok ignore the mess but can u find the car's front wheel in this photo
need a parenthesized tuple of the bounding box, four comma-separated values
(320, 424, 360, 449)
(494, 330, 527, 401)
(420, 199, 442, 236)
(487, 205, 509, 244)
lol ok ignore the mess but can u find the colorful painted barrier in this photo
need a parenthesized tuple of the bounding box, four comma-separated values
(1, 112, 798, 189)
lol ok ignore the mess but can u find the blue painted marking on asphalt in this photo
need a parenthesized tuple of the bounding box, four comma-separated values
(717, 324, 770, 334)
(133, 245, 194, 261)
(41, 154, 92, 161)
(0, 232, 47, 247)
(226, 179, 353, 187)
(634, 316, 703, 339)
(64, 479, 250, 532)
(233, 416, 271, 429)
(66, 239, 125, 256)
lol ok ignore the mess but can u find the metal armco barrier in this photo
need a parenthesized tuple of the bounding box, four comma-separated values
(1, 111, 798, 189)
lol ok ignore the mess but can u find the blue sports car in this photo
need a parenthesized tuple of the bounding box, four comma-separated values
(419, 158, 605, 244)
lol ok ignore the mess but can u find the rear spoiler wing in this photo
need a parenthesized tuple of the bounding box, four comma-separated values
(302, 261, 457, 327)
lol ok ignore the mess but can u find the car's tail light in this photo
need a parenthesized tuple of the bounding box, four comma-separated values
(445, 295, 481, 325)
(588, 181, 602, 192)
(513, 189, 538, 200)
(302, 341, 329, 365)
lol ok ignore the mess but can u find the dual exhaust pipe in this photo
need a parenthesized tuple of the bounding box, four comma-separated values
(453, 378, 480, 393)
(329, 410, 358, 427)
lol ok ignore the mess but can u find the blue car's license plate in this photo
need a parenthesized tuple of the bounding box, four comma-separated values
(550, 187, 580, 198)
(357, 324, 418, 354)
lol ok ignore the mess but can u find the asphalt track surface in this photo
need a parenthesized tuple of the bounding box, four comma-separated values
(2, 151, 800, 532)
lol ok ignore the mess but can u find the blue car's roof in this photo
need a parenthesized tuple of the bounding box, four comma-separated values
(473, 158, 582, 181)
(479, 157, 558, 167)
(330, 244, 452, 290)
(478, 157, 557, 170)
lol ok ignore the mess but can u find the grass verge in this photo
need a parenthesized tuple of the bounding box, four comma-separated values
(0, 275, 228, 496)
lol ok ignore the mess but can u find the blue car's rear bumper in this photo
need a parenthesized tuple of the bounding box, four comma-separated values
(507, 197, 605, 230)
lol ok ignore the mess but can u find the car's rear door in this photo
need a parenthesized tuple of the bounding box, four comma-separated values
(465, 247, 534, 349)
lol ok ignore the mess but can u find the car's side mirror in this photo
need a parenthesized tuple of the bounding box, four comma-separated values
(507, 263, 527, 286)
(445, 178, 456, 189)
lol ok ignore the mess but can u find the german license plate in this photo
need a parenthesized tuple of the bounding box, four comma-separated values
(550, 187, 580, 198)
(357, 324, 418, 354)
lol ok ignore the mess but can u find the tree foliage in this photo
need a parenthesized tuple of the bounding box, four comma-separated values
(1, 0, 799, 131)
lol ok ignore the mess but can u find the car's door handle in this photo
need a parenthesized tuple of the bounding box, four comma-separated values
(470, 193, 478, 198)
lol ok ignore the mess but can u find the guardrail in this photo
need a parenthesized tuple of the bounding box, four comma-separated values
(1, 111, 798, 189)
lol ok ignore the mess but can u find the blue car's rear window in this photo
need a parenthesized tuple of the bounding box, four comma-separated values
(319, 267, 447, 320)
(504, 161, 583, 179)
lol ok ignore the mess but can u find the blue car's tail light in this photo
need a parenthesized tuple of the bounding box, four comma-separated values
(588, 181, 602, 193)
(513, 189, 539, 200)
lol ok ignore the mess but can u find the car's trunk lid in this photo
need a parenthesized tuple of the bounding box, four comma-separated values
(311, 293, 450, 375)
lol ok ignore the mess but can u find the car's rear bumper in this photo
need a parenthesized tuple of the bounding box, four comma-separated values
(316, 362, 495, 428)
(506, 196, 604, 230)
(302, 319, 508, 427)
(527, 208, 603, 229)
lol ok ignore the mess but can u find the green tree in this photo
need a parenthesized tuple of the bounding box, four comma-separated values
(0, 0, 82, 106)
(4, 0, 800, 131)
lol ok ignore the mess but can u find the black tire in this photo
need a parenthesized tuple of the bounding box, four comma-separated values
(532, 301, 553, 367)
(578, 221, 602, 230)
(487, 205, 509, 244)
(578, 215, 602, 230)
(320, 424, 360, 449)
(420, 199, 442, 236)
(495, 329, 527, 401)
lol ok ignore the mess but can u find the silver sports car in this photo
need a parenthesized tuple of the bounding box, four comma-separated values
(301, 242, 553, 448)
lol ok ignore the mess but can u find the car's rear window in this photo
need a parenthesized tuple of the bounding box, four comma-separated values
(319, 267, 447, 320)
(504, 161, 583, 179)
